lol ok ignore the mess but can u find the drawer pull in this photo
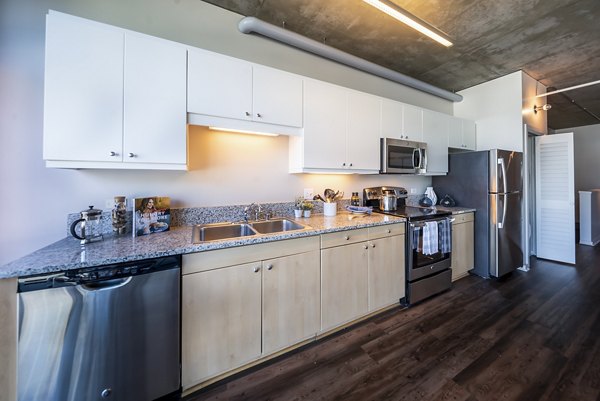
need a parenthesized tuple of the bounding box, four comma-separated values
(344, 235, 350, 240)
(363, 244, 368, 249)
(253, 266, 260, 273)
(387, 229, 391, 233)
(267, 264, 273, 271)
(371, 243, 376, 248)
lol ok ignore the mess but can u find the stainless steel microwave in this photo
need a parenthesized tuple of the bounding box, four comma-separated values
(380, 138, 427, 174)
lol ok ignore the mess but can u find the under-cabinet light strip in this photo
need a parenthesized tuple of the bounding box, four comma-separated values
(208, 127, 279, 137)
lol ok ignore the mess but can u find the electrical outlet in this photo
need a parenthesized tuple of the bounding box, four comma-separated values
(304, 188, 314, 200)
(410, 188, 417, 194)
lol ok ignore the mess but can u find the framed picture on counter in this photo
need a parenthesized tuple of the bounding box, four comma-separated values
(133, 196, 171, 237)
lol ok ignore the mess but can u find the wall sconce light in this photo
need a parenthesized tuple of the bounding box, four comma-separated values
(533, 104, 551, 114)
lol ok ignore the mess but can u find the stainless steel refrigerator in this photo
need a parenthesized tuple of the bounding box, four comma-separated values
(432, 149, 523, 278)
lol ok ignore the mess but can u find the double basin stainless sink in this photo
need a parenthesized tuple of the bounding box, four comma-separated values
(192, 218, 310, 243)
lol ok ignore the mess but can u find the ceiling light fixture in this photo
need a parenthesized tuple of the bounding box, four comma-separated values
(533, 104, 551, 114)
(362, 0, 453, 47)
(208, 127, 279, 137)
(535, 79, 600, 98)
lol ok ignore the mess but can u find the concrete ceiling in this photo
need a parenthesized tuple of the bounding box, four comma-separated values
(202, 0, 600, 130)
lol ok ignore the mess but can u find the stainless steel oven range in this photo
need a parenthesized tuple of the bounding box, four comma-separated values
(364, 186, 453, 305)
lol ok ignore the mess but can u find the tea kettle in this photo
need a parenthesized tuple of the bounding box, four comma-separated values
(70, 206, 104, 244)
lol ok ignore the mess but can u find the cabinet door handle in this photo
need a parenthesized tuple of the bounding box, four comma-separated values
(267, 264, 273, 271)
(253, 266, 260, 273)
(363, 244, 368, 249)
(109, 151, 118, 157)
(371, 243, 376, 248)
(344, 235, 350, 240)
(342, 162, 346, 167)
(256, 113, 262, 118)
(245, 111, 251, 116)
(349, 163, 353, 167)
(387, 229, 391, 233)
(127, 152, 136, 158)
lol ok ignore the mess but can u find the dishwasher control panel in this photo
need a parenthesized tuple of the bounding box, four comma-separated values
(18, 255, 180, 292)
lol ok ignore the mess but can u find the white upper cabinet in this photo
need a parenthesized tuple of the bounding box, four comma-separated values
(422, 110, 449, 174)
(448, 117, 477, 150)
(252, 66, 303, 127)
(123, 33, 187, 165)
(462, 119, 477, 150)
(43, 12, 124, 163)
(301, 79, 347, 170)
(43, 11, 188, 169)
(447, 117, 463, 149)
(403, 104, 424, 142)
(290, 80, 380, 173)
(381, 99, 403, 140)
(187, 49, 253, 122)
(187, 49, 303, 128)
(346, 91, 381, 170)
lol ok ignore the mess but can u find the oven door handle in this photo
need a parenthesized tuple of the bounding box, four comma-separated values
(410, 217, 453, 228)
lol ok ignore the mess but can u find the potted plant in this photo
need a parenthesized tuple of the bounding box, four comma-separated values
(294, 197, 304, 218)
(302, 200, 313, 218)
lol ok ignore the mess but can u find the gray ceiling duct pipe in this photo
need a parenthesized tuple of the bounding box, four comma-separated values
(238, 16, 463, 102)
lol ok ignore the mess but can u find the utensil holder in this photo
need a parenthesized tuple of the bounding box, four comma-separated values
(323, 202, 337, 217)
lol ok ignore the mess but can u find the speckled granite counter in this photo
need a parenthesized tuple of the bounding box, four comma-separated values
(0, 212, 405, 279)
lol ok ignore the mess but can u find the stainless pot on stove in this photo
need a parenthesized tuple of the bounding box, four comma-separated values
(379, 191, 397, 211)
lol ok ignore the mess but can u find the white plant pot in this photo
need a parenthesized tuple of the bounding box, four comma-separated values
(294, 209, 303, 218)
(303, 210, 311, 218)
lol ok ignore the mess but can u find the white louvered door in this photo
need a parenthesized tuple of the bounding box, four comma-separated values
(535, 133, 575, 264)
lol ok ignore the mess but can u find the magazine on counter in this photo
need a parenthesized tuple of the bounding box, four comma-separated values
(133, 196, 171, 237)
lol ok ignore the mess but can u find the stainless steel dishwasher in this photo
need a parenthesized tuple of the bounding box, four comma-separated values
(17, 256, 181, 401)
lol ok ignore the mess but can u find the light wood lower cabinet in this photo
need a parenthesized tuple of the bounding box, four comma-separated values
(368, 235, 405, 311)
(321, 242, 369, 331)
(321, 224, 406, 332)
(182, 262, 262, 388)
(181, 237, 320, 390)
(262, 251, 320, 355)
(451, 212, 475, 281)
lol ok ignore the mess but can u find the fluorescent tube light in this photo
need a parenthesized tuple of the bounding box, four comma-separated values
(208, 127, 280, 137)
(362, 0, 453, 47)
(535, 79, 600, 98)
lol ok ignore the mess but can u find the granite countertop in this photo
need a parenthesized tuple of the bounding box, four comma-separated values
(0, 212, 405, 279)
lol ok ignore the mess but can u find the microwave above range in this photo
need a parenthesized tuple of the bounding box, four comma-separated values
(380, 138, 427, 174)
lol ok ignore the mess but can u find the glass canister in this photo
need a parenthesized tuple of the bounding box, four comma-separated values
(112, 196, 127, 234)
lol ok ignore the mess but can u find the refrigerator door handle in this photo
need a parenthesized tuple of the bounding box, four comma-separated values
(498, 157, 508, 194)
(498, 194, 507, 229)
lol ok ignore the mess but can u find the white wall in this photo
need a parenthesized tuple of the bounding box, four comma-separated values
(521, 72, 548, 135)
(453, 71, 525, 152)
(0, 0, 451, 265)
(556, 124, 600, 193)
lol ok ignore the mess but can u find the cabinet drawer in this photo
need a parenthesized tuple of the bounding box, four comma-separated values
(368, 223, 405, 240)
(453, 212, 474, 224)
(321, 228, 368, 249)
(183, 236, 319, 275)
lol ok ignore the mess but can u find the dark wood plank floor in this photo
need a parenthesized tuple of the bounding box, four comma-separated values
(185, 244, 600, 401)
